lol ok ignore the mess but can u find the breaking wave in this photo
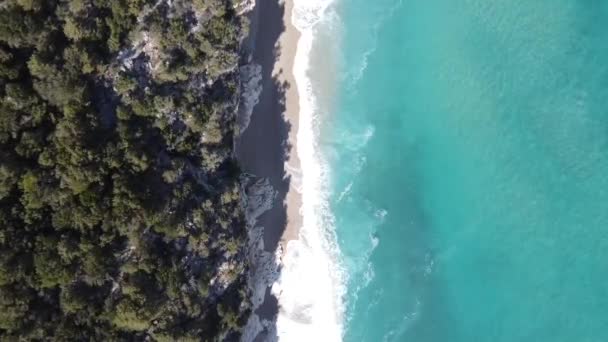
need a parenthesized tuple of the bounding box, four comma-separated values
(273, 0, 345, 341)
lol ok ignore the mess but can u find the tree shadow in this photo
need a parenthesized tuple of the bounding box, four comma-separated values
(236, 0, 293, 340)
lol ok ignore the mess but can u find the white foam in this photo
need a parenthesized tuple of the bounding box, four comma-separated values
(336, 181, 353, 203)
(273, 0, 345, 341)
(360, 232, 380, 288)
(344, 0, 405, 90)
(343, 219, 382, 326)
(346, 45, 376, 89)
(375, 208, 388, 221)
(342, 124, 375, 151)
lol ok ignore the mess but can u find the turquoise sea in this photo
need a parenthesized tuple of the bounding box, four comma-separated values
(312, 0, 608, 341)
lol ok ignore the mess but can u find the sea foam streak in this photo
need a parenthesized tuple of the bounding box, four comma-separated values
(273, 0, 345, 340)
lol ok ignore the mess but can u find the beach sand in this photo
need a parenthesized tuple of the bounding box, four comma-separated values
(238, 0, 301, 258)
(238, 0, 301, 250)
(236, 0, 301, 338)
(279, 0, 302, 246)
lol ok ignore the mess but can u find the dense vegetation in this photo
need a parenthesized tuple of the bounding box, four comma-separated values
(0, 0, 250, 340)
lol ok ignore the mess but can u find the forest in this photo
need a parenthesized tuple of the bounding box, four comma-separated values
(0, 0, 250, 340)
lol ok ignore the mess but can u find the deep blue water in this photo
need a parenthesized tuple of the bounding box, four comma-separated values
(323, 1, 608, 340)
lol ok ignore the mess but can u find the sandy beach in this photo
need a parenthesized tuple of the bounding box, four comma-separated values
(238, 0, 301, 249)
(236, 0, 301, 339)
(278, 0, 302, 246)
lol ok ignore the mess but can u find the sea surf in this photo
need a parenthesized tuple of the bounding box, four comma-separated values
(279, 0, 608, 341)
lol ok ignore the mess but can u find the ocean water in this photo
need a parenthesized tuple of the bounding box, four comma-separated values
(281, 0, 608, 341)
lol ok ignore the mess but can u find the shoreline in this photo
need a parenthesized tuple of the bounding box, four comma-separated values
(236, 0, 302, 340)
(277, 0, 302, 248)
(237, 0, 343, 339)
(238, 0, 301, 252)
(268, 0, 346, 340)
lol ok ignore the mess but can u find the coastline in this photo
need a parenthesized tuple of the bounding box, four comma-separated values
(238, 0, 301, 252)
(236, 0, 302, 340)
(276, 0, 302, 248)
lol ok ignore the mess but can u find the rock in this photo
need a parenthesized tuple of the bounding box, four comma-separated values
(240, 175, 283, 341)
(234, 0, 256, 15)
(237, 62, 263, 135)
(241, 175, 277, 226)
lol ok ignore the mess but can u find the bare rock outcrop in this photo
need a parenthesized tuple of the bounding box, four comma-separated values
(240, 175, 282, 342)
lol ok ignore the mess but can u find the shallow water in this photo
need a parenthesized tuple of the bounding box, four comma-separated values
(318, 1, 608, 341)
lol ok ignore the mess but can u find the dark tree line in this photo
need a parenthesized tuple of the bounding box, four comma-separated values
(0, 0, 250, 340)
